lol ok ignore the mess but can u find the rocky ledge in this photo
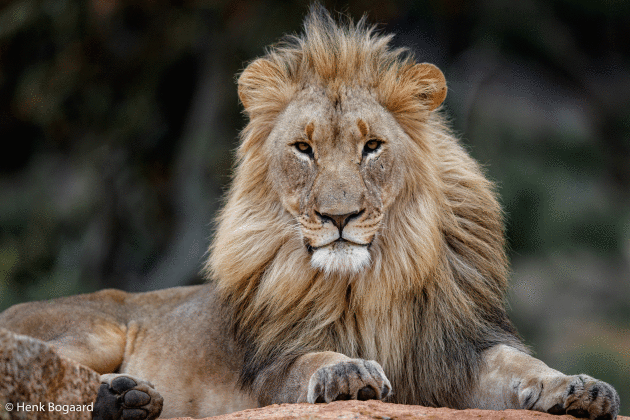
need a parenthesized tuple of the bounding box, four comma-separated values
(166, 400, 629, 420)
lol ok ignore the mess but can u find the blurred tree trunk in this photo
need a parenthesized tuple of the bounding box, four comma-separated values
(140, 21, 230, 291)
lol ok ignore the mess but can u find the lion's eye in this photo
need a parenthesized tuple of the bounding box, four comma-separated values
(294, 142, 313, 156)
(363, 140, 382, 155)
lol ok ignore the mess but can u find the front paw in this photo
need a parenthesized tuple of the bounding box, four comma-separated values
(520, 373, 620, 420)
(93, 374, 163, 420)
(307, 359, 392, 404)
(545, 375, 620, 420)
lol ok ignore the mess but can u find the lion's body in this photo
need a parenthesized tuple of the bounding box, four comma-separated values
(0, 6, 620, 420)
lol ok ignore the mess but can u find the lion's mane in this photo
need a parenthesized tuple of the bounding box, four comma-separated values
(207, 6, 524, 408)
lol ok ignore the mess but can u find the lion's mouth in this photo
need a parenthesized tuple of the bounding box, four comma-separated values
(308, 238, 368, 253)
(308, 239, 372, 275)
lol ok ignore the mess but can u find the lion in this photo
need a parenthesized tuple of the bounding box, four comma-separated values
(0, 5, 621, 420)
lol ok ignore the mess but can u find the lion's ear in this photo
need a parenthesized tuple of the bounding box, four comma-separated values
(238, 58, 291, 115)
(412, 63, 447, 111)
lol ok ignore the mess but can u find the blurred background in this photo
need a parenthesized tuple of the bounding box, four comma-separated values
(0, 0, 628, 413)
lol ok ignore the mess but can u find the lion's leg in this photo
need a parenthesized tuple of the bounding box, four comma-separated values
(258, 351, 392, 405)
(472, 344, 620, 419)
(0, 289, 130, 374)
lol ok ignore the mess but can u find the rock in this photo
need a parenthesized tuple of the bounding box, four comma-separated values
(0, 328, 100, 420)
(164, 400, 630, 420)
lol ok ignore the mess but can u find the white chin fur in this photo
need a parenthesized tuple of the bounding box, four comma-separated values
(310, 241, 371, 275)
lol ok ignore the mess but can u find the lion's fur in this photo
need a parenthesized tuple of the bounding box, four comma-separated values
(207, 5, 524, 408)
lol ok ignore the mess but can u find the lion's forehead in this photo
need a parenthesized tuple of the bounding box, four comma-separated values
(282, 86, 394, 146)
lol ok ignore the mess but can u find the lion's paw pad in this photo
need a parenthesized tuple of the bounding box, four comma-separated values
(307, 359, 392, 404)
(93, 375, 163, 420)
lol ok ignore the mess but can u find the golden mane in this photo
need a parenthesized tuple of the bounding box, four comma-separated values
(207, 5, 523, 408)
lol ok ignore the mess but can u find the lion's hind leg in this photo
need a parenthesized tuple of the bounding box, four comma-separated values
(473, 344, 620, 420)
(0, 289, 128, 374)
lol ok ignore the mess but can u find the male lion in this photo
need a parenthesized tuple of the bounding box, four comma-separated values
(0, 6, 621, 420)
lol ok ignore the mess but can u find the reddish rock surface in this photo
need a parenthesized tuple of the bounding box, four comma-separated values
(163, 400, 629, 420)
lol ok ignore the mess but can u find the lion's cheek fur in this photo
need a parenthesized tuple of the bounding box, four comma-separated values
(275, 154, 312, 217)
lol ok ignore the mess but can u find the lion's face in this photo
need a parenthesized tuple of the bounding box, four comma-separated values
(265, 87, 409, 275)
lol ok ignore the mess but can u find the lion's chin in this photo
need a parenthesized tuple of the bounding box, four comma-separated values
(310, 240, 371, 275)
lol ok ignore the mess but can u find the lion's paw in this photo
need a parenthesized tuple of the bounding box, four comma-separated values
(546, 375, 620, 420)
(93, 374, 163, 420)
(307, 359, 392, 404)
(521, 374, 619, 420)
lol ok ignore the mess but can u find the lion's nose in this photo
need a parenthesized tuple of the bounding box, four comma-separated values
(315, 210, 364, 231)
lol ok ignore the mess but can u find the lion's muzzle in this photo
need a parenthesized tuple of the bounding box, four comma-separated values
(301, 209, 380, 275)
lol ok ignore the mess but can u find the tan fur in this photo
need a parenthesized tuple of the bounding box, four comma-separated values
(0, 5, 619, 420)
